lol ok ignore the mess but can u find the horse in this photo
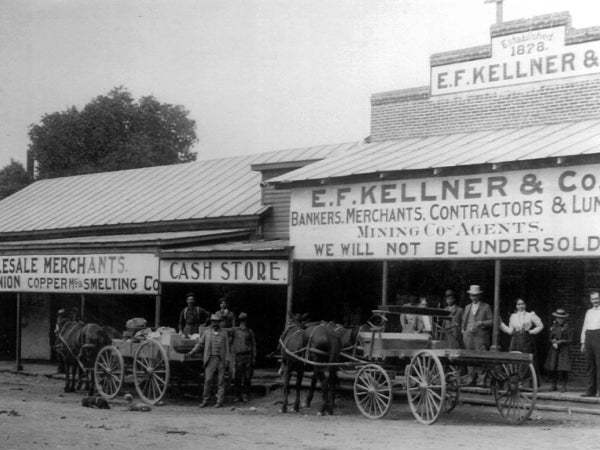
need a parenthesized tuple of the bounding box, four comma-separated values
(74, 325, 122, 390)
(279, 319, 307, 414)
(56, 321, 111, 395)
(279, 317, 346, 415)
(303, 322, 361, 410)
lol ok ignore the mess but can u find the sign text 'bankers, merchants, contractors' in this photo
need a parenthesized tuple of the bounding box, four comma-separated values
(289, 164, 600, 260)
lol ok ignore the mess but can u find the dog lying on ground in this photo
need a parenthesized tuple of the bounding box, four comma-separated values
(81, 396, 110, 409)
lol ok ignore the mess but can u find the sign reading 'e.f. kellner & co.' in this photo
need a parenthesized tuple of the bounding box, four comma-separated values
(289, 164, 600, 260)
(431, 25, 600, 95)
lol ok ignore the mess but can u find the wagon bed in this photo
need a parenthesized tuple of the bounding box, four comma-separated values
(93, 331, 202, 405)
(351, 306, 538, 425)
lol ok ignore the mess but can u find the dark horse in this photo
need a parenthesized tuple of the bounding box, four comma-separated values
(304, 322, 361, 410)
(56, 321, 111, 395)
(279, 319, 342, 415)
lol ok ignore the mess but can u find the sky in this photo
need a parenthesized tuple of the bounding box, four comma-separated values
(1, 0, 600, 169)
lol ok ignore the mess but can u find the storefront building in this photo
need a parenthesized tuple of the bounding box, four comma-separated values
(269, 12, 600, 378)
(0, 147, 353, 365)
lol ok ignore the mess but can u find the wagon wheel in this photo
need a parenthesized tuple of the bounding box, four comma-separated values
(406, 350, 446, 425)
(353, 364, 393, 419)
(94, 345, 124, 400)
(443, 365, 460, 414)
(489, 362, 537, 424)
(133, 339, 170, 405)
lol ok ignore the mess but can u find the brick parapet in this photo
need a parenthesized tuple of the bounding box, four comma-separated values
(370, 76, 600, 142)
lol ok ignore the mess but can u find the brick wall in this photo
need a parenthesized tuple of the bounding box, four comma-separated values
(371, 76, 600, 142)
(371, 11, 600, 142)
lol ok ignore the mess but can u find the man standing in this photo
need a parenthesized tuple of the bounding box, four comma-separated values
(580, 291, 600, 397)
(230, 312, 256, 402)
(188, 313, 230, 408)
(443, 290, 463, 349)
(461, 285, 493, 385)
(218, 298, 236, 328)
(400, 295, 420, 333)
(178, 293, 210, 338)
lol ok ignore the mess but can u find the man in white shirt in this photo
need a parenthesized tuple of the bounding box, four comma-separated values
(580, 291, 600, 397)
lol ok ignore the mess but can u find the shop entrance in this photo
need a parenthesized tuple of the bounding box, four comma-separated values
(160, 283, 287, 367)
(0, 293, 17, 360)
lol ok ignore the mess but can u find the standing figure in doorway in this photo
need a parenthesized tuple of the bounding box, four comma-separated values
(461, 285, 493, 386)
(218, 298, 236, 329)
(499, 298, 544, 353)
(178, 293, 210, 338)
(544, 308, 572, 392)
(230, 312, 256, 402)
(442, 290, 463, 349)
(580, 291, 600, 397)
(400, 295, 419, 333)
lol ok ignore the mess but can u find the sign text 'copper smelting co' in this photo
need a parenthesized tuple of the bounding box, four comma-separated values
(289, 164, 600, 260)
(160, 259, 289, 285)
(0, 253, 159, 294)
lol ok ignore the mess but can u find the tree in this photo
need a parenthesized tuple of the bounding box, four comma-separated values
(0, 159, 33, 200)
(29, 87, 198, 179)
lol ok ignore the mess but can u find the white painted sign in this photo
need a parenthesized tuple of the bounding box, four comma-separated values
(431, 26, 600, 95)
(289, 164, 600, 260)
(160, 259, 289, 285)
(0, 253, 159, 294)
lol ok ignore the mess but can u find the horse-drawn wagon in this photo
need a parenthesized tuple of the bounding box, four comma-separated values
(93, 327, 201, 405)
(280, 305, 537, 425)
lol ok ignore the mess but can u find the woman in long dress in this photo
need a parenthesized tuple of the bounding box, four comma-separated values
(544, 308, 572, 392)
(500, 298, 544, 353)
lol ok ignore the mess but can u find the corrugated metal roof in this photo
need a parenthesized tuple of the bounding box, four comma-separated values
(0, 142, 362, 234)
(158, 239, 291, 258)
(0, 229, 250, 251)
(269, 120, 600, 184)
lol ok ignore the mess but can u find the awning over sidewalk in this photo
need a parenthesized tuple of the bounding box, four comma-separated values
(0, 229, 252, 252)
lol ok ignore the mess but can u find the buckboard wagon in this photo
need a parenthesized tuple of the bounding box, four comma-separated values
(352, 305, 537, 425)
(280, 305, 537, 425)
(93, 328, 202, 405)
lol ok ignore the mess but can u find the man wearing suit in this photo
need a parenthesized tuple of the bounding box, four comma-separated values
(442, 290, 463, 349)
(461, 285, 493, 385)
(188, 313, 230, 408)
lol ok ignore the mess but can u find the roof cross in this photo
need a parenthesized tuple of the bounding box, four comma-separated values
(484, 0, 504, 25)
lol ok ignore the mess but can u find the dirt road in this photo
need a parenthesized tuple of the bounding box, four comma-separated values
(0, 372, 598, 450)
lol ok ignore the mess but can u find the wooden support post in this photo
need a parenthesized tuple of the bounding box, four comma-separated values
(155, 291, 162, 328)
(16, 293, 23, 371)
(285, 260, 294, 326)
(491, 259, 501, 351)
(80, 294, 85, 320)
(381, 261, 389, 306)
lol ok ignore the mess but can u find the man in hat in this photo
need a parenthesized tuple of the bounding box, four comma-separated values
(217, 298, 236, 328)
(580, 291, 600, 397)
(188, 313, 230, 408)
(54, 308, 69, 374)
(442, 290, 463, 349)
(461, 285, 493, 385)
(178, 293, 210, 338)
(230, 312, 256, 402)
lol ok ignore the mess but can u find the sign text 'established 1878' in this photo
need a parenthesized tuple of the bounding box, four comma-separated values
(289, 164, 600, 260)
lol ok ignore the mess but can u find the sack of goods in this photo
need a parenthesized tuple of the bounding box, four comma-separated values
(126, 317, 147, 333)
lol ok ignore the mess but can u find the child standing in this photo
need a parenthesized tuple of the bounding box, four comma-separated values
(544, 308, 572, 393)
